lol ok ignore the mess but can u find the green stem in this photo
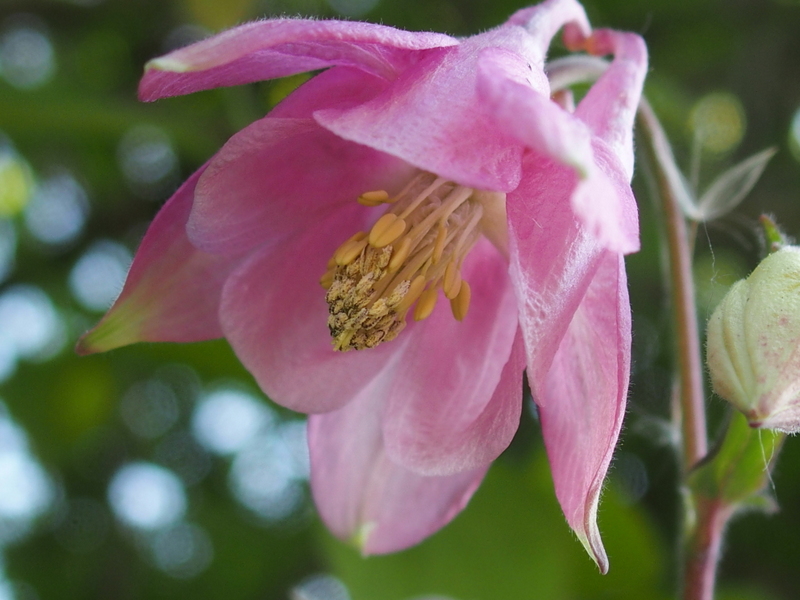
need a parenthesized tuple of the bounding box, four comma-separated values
(637, 99, 708, 470)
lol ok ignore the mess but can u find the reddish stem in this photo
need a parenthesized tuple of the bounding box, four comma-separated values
(638, 99, 720, 599)
(682, 498, 731, 600)
(637, 99, 708, 469)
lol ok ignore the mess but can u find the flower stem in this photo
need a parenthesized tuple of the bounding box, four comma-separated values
(636, 99, 708, 470)
(637, 100, 720, 600)
(682, 499, 730, 600)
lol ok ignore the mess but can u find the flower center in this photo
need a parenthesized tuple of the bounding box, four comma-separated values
(321, 172, 499, 352)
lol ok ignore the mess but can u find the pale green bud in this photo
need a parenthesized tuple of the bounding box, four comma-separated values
(707, 246, 800, 432)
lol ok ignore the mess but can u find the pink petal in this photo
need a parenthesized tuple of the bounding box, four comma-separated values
(77, 166, 240, 354)
(476, 46, 594, 177)
(139, 19, 458, 102)
(506, 0, 591, 65)
(218, 206, 407, 414)
(309, 372, 487, 555)
(576, 30, 648, 181)
(571, 140, 640, 255)
(315, 25, 550, 192)
(268, 66, 391, 119)
(506, 153, 603, 405)
(188, 116, 411, 256)
(382, 239, 521, 476)
(535, 251, 631, 573)
(477, 50, 639, 254)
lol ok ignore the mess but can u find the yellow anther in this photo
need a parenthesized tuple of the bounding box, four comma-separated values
(388, 237, 412, 272)
(450, 280, 471, 321)
(358, 190, 391, 206)
(332, 231, 367, 264)
(414, 287, 439, 321)
(320, 270, 334, 290)
(397, 275, 426, 312)
(335, 239, 368, 266)
(443, 261, 462, 299)
(325, 172, 495, 350)
(369, 214, 407, 248)
(432, 225, 447, 265)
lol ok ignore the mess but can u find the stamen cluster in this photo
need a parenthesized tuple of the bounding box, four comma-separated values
(321, 173, 482, 351)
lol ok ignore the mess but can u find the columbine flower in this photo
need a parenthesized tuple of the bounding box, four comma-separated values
(78, 0, 646, 572)
(707, 246, 800, 432)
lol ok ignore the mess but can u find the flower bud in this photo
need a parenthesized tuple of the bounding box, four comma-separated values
(707, 246, 800, 432)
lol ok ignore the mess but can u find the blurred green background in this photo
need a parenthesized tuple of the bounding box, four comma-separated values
(0, 0, 799, 598)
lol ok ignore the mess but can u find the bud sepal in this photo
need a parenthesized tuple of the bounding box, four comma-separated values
(707, 246, 800, 432)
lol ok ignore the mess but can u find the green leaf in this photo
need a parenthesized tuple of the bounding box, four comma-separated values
(688, 411, 784, 508)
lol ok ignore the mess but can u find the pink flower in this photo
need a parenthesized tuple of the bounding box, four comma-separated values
(78, 0, 646, 573)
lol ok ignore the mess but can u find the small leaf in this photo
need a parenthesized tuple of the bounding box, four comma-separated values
(696, 147, 777, 222)
(688, 410, 784, 509)
(673, 167, 703, 221)
(737, 492, 779, 516)
(759, 214, 790, 253)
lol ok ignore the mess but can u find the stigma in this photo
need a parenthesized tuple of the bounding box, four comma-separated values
(321, 172, 506, 352)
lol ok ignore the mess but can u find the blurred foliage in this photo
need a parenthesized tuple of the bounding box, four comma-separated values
(325, 453, 669, 600)
(0, 0, 800, 599)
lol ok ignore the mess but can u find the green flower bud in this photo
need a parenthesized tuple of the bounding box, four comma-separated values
(707, 246, 800, 432)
